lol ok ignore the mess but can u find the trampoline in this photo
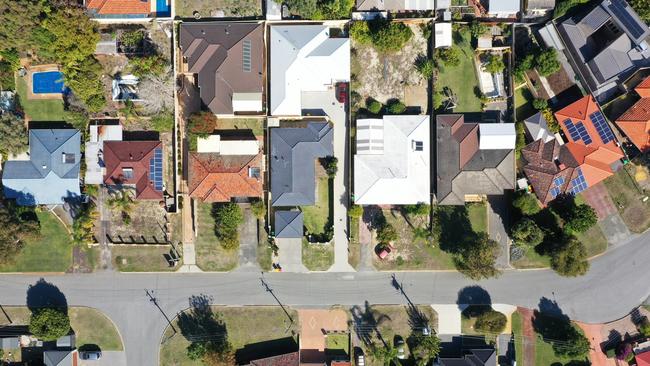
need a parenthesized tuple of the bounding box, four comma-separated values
(32, 71, 66, 94)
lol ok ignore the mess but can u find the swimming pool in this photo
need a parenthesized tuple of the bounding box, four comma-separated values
(156, 0, 170, 16)
(32, 71, 66, 94)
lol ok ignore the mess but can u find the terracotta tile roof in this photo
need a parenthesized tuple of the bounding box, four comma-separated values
(86, 0, 150, 15)
(103, 141, 163, 200)
(616, 97, 650, 152)
(188, 152, 263, 203)
(637, 352, 650, 366)
(636, 76, 650, 98)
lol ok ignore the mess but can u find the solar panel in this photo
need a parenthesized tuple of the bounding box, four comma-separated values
(242, 40, 252, 73)
(590, 111, 615, 144)
(554, 177, 565, 187)
(149, 148, 163, 191)
(575, 122, 592, 145)
(564, 119, 581, 142)
(569, 168, 588, 195)
(551, 187, 561, 198)
(608, 0, 647, 41)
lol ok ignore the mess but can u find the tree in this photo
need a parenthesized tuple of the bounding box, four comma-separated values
(120, 30, 145, 48)
(551, 236, 589, 277)
(535, 48, 561, 77)
(638, 317, 650, 337)
(251, 200, 266, 219)
(512, 191, 541, 215)
(42, 7, 99, 70)
(409, 333, 441, 365)
(348, 204, 363, 219)
(554, 0, 591, 18)
(108, 190, 134, 224)
(533, 98, 548, 110)
(323, 156, 338, 178)
(436, 46, 461, 67)
(376, 223, 398, 243)
(474, 310, 507, 333)
(555, 327, 591, 358)
(469, 20, 488, 39)
(455, 233, 501, 280)
(370, 343, 400, 366)
(366, 99, 383, 114)
(629, 0, 650, 22)
(415, 57, 434, 79)
(285, 0, 318, 18)
(0, 0, 46, 52)
(63, 57, 106, 112)
(128, 55, 168, 78)
(138, 67, 174, 115)
(0, 205, 40, 265)
(188, 112, 218, 135)
(371, 21, 413, 53)
(29, 308, 70, 341)
(513, 53, 535, 82)
(564, 204, 597, 233)
(403, 203, 430, 217)
(0, 114, 28, 155)
(386, 100, 406, 114)
(511, 218, 544, 248)
(350, 21, 372, 45)
(484, 54, 505, 74)
(72, 203, 97, 244)
(213, 203, 243, 250)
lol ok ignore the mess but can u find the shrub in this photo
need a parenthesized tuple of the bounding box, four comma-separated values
(322, 156, 338, 178)
(542, 108, 560, 133)
(515, 121, 526, 159)
(188, 111, 218, 135)
(432, 90, 444, 110)
(563, 203, 598, 233)
(535, 48, 561, 77)
(403, 203, 430, 217)
(550, 236, 589, 277)
(251, 200, 266, 219)
(213, 203, 243, 250)
(29, 308, 70, 341)
(436, 46, 461, 67)
(469, 20, 488, 38)
(376, 223, 398, 243)
(128, 55, 168, 78)
(474, 310, 507, 334)
(386, 100, 406, 114)
(638, 316, 650, 337)
(350, 21, 372, 45)
(371, 21, 413, 53)
(150, 111, 174, 132)
(348, 205, 363, 219)
(416, 57, 435, 79)
(533, 98, 548, 110)
(484, 54, 505, 74)
(120, 30, 144, 48)
(512, 191, 541, 215)
(511, 218, 544, 248)
(366, 99, 383, 114)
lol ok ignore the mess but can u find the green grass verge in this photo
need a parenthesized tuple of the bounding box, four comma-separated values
(70, 307, 123, 350)
(302, 177, 332, 235)
(258, 222, 273, 271)
(515, 87, 536, 122)
(604, 166, 650, 233)
(112, 246, 179, 272)
(195, 202, 238, 271)
(325, 334, 350, 357)
(435, 29, 482, 113)
(348, 216, 360, 270)
(302, 239, 334, 271)
(0, 211, 72, 272)
(467, 202, 487, 233)
(15, 74, 65, 121)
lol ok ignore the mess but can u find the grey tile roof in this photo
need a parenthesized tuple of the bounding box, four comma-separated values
(270, 122, 333, 207)
(43, 350, 75, 366)
(2, 129, 81, 205)
(274, 211, 303, 238)
(439, 348, 496, 366)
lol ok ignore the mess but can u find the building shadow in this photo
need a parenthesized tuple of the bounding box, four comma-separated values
(235, 337, 298, 365)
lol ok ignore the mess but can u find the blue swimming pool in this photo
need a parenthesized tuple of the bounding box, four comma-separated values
(32, 71, 66, 94)
(156, 0, 170, 16)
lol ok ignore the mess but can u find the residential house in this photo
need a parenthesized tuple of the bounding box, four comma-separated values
(615, 76, 650, 152)
(188, 135, 263, 202)
(85, 122, 123, 184)
(435, 115, 516, 205)
(270, 122, 333, 206)
(274, 211, 303, 238)
(179, 22, 264, 115)
(269, 25, 350, 116)
(435, 23, 453, 48)
(557, 0, 650, 102)
(355, 0, 436, 11)
(638, 351, 650, 366)
(524, 0, 555, 17)
(523, 111, 555, 143)
(488, 0, 519, 18)
(85, 0, 170, 18)
(244, 351, 300, 366)
(103, 141, 164, 200)
(43, 350, 78, 366)
(354, 115, 430, 205)
(2, 129, 81, 206)
(438, 348, 496, 366)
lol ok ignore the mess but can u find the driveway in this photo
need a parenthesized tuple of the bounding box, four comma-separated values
(79, 351, 126, 366)
(582, 183, 633, 246)
(237, 207, 259, 271)
(575, 322, 616, 366)
(431, 304, 466, 334)
(487, 195, 512, 269)
(276, 238, 307, 272)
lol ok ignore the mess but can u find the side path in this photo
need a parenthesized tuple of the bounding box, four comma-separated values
(0, 229, 648, 366)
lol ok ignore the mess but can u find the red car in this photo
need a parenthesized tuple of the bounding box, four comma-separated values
(336, 82, 348, 104)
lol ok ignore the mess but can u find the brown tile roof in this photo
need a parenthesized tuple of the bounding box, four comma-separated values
(103, 141, 163, 200)
(636, 76, 650, 98)
(616, 97, 650, 152)
(86, 0, 150, 15)
(188, 152, 263, 202)
(249, 352, 300, 366)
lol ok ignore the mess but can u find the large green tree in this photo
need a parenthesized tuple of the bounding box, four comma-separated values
(535, 48, 561, 77)
(41, 7, 99, 70)
(0, 206, 40, 265)
(550, 236, 589, 277)
(484, 54, 505, 74)
(474, 310, 507, 333)
(29, 308, 70, 341)
(455, 233, 501, 280)
(409, 333, 441, 365)
(629, 0, 650, 22)
(564, 203, 597, 233)
(511, 218, 545, 248)
(512, 191, 541, 215)
(0, 114, 29, 155)
(213, 203, 243, 249)
(0, 0, 46, 52)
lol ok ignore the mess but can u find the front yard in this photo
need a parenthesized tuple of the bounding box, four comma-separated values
(15, 74, 65, 121)
(111, 245, 179, 272)
(160, 306, 299, 366)
(217, 117, 265, 137)
(302, 239, 334, 271)
(604, 164, 650, 233)
(195, 202, 239, 271)
(467, 202, 487, 233)
(104, 192, 168, 244)
(0, 210, 72, 272)
(176, 0, 262, 17)
(302, 176, 332, 236)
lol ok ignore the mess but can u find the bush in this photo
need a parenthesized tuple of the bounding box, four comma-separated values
(629, 0, 650, 23)
(484, 54, 505, 74)
(432, 90, 444, 110)
(128, 55, 168, 78)
(638, 316, 650, 337)
(515, 121, 526, 159)
(120, 30, 144, 48)
(322, 156, 338, 178)
(29, 308, 70, 341)
(366, 99, 383, 114)
(150, 111, 174, 132)
(213, 203, 243, 250)
(251, 200, 266, 219)
(403, 203, 430, 217)
(348, 205, 363, 219)
(474, 310, 507, 333)
(533, 98, 548, 110)
(416, 57, 435, 79)
(376, 223, 398, 243)
(550, 236, 589, 277)
(512, 191, 541, 215)
(349, 20, 413, 53)
(563, 203, 597, 233)
(0, 60, 16, 90)
(511, 218, 544, 248)
(470, 20, 488, 39)
(535, 48, 561, 77)
(350, 21, 372, 45)
(188, 112, 218, 135)
(554, 0, 591, 18)
(386, 100, 406, 114)
(436, 46, 461, 67)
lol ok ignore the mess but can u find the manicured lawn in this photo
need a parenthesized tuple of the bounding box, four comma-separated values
(217, 118, 265, 136)
(160, 306, 299, 366)
(195, 202, 239, 271)
(0, 211, 72, 272)
(435, 29, 482, 113)
(325, 333, 350, 357)
(111, 246, 179, 272)
(510, 311, 525, 366)
(302, 177, 332, 235)
(302, 239, 334, 271)
(515, 86, 536, 122)
(604, 165, 650, 233)
(15, 74, 65, 121)
(467, 202, 487, 233)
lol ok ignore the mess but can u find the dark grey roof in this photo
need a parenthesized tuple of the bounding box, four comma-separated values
(270, 122, 333, 206)
(526, 0, 555, 10)
(274, 211, 303, 238)
(43, 350, 75, 366)
(439, 349, 496, 366)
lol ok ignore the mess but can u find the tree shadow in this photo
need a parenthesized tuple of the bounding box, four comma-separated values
(456, 286, 492, 316)
(532, 297, 575, 348)
(178, 294, 230, 354)
(26, 279, 68, 313)
(548, 193, 578, 224)
(437, 206, 476, 254)
(362, 206, 386, 231)
(349, 301, 391, 347)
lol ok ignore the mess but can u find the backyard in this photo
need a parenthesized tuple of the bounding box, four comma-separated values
(302, 239, 334, 271)
(0, 211, 72, 272)
(15, 73, 65, 121)
(467, 202, 487, 233)
(302, 176, 332, 236)
(217, 117, 265, 137)
(604, 164, 650, 233)
(175, 0, 261, 17)
(111, 245, 179, 272)
(160, 306, 299, 366)
(435, 28, 482, 113)
(195, 202, 238, 271)
(514, 86, 536, 122)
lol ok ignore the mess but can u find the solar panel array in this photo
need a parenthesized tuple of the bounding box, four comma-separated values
(550, 187, 561, 198)
(149, 148, 163, 191)
(242, 40, 252, 73)
(590, 111, 615, 144)
(608, 0, 647, 41)
(564, 119, 593, 145)
(554, 176, 565, 187)
(569, 168, 588, 195)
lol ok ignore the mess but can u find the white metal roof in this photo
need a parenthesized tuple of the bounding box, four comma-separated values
(197, 135, 260, 155)
(479, 123, 516, 150)
(404, 0, 435, 10)
(434, 23, 452, 48)
(356, 118, 385, 155)
(354, 115, 430, 205)
(270, 25, 350, 116)
(232, 92, 263, 112)
(488, 0, 519, 14)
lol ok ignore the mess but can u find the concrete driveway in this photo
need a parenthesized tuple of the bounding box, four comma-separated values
(276, 238, 307, 272)
(487, 195, 512, 269)
(237, 207, 259, 271)
(79, 351, 126, 366)
(431, 304, 466, 334)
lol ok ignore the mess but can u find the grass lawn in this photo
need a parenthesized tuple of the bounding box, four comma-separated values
(302, 239, 334, 271)
(195, 202, 239, 271)
(604, 166, 650, 233)
(511, 311, 525, 366)
(111, 246, 179, 272)
(302, 177, 332, 235)
(160, 306, 299, 366)
(575, 224, 608, 257)
(467, 202, 487, 233)
(217, 118, 265, 136)
(175, 0, 261, 17)
(0, 211, 72, 272)
(0, 306, 122, 351)
(258, 221, 273, 271)
(435, 29, 482, 113)
(15, 74, 65, 121)
(325, 333, 350, 357)
(348, 217, 360, 270)
(515, 86, 536, 122)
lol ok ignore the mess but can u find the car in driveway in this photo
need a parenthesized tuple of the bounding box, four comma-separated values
(335, 82, 348, 104)
(80, 351, 102, 360)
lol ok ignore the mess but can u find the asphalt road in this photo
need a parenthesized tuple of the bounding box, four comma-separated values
(0, 230, 648, 366)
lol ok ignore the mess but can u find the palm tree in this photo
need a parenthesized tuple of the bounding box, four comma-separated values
(370, 344, 400, 366)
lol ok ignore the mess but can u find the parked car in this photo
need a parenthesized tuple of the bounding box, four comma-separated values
(396, 337, 405, 359)
(336, 82, 348, 104)
(357, 352, 365, 366)
(80, 351, 102, 360)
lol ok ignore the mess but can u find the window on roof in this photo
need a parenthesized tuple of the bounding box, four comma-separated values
(248, 167, 261, 179)
(122, 167, 134, 179)
(412, 140, 424, 152)
(242, 40, 252, 72)
(62, 153, 75, 164)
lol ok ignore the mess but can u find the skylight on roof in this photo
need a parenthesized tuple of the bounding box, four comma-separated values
(242, 40, 252, 73)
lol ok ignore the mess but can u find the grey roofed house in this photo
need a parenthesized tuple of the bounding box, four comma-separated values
(523, 111, 555, 143)
(0, 337, 20, 350)
(43, 350, 78, 366)
(179, 22, 264, 115)
(436, 115, 515, 205)
(557, 0, 650, 102)
(274, 211, 303, 238)
(2, 129, 81, 206)
(270, 122, 333, 207)
(526, 0, 555, 10)
(439, 348, 496, 366)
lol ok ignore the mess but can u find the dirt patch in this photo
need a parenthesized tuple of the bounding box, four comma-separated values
(106, 195, 167, 244)
(68, 246, 97, 273)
